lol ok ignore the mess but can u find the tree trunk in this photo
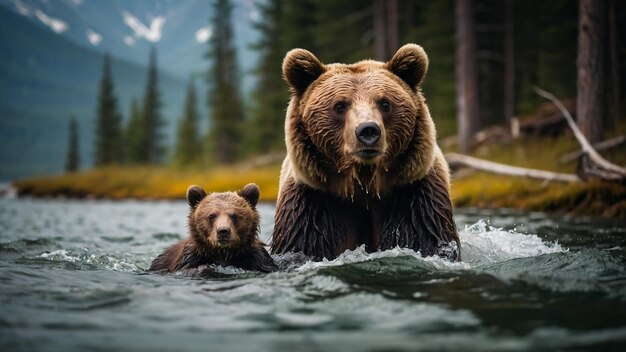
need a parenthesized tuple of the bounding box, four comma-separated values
(577, 0, 606, 144)
(455, 0, 480, 153)
(606, 0, 619, 129)
(373, 0, 386, 61)
(386, 0, 399, 57)
(503, 0, 515, 123)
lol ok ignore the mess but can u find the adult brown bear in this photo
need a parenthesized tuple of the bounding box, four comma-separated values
(271, 44, 460, 261)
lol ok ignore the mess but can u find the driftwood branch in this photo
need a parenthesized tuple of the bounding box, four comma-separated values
(559, 135, 626, 164)
(534, 87, 626, 180)
(446, 153, 580, 183)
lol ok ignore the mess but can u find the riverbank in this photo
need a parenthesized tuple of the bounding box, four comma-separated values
(13, 134, 626, 217)
(13, 164, 282, 202)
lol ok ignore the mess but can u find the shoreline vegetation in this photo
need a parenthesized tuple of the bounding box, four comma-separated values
(13, 132, 626, 218)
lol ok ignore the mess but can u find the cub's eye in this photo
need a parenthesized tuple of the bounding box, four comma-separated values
(229, 214, 239, 224)
(208, 214, 217, 222)
(379, 100, 391, 112)
(333, 102, 347, 114)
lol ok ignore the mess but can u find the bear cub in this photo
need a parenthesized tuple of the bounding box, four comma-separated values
(149, 183, 277, 273)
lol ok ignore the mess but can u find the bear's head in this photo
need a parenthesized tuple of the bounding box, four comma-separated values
(186, 183, 260, 250)
(282, 44, 437, 198)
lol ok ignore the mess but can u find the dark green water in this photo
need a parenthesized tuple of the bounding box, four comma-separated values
(0, 198, 625, 351)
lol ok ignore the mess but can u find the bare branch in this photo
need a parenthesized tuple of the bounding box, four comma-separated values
(446, 153, 581, 183)
(559, 135, 626, 164)
(533, 87, 626, 177)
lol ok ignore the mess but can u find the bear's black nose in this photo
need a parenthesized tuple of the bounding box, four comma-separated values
(217, 227, 230, 241)
(356, 122, 381, 146)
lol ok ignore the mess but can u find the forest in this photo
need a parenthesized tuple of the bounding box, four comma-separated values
(15, 0, 626, 216)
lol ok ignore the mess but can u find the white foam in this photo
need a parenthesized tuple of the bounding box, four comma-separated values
(459, 220, 565, 266)
(295, 220, 566, 272)
(39, 249, 139, 272)
(296, 245, 471, 272)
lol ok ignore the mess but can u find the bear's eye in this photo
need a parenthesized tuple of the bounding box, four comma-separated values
(229, 214, 239, 224)
(379, 100, 391, 112)
(333, 102, 347, 114)
(208, 213, 217, 222)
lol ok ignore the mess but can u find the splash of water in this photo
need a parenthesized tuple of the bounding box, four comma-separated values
(459, 219, 565, 266)
(293, 220, 565, 272)
(38, 249, 139, 272)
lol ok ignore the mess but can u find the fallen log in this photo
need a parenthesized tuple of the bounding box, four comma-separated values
(446, 153, 580, 183)
(534, 87, 626, 181)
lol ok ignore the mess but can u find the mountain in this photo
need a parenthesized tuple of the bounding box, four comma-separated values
(0, 0, 260, 91)
(0, 6, 189, 180)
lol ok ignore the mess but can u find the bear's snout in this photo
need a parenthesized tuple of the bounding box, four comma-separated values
(217, 227, 230, 242)
(355, 122, 381, 147)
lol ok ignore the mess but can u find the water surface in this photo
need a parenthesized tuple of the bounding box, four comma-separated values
(0, 198, 625, 351)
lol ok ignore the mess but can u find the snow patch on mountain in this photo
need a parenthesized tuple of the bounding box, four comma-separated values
(195, 26, 212, 43)
(86, 28, 101, 45)
(13, 0, 30, 15)
(123, 35, 135, 47)
(122, 10, 165, 43)
(34, 9, 68, 33)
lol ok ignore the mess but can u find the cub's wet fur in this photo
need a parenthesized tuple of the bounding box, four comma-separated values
(149, 184, 277, 273)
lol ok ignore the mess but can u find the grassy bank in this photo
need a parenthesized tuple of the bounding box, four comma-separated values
(13, 134, 626, 217)
(13, 164, 282, 202)
(448, 132, 626, 217)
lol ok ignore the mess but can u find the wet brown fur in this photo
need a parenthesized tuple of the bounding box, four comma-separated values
(272, 44, 460, 261)
(149, 184, 277, 273)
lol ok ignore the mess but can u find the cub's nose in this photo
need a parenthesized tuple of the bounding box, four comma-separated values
(217, 227, 230, 241)
(355, 122, 381, 146)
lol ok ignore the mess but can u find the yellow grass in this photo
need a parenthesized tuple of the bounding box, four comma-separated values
(447, 130, 626, 217)
(14, 164, 282, 202)
(13, 130, 626, 217)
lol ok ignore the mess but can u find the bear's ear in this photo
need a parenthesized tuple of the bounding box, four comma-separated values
(282, 48, 325, 96)
(186, 185, 206, 207)
(238, 183, 260, 208)
(385, 44, 429, 90)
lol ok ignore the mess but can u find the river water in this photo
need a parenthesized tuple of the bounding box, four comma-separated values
(0, 198, 625, 351)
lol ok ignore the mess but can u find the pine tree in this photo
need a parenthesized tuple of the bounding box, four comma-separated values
(138, 48, 166, 164)
(206, 0, 245, 164)
(410, 0, 457, 136)
(173, 79, 202, 166)
(313, 0, 373, 63)
(248, 0, 288, 154)
(126, 98, 144, 164)
(282, 0, 318, 52)
(65, 116, 80, 172)
(94, 53, 123, 166)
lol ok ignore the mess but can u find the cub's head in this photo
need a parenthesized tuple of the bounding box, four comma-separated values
(283, 44, 437, 197)
(186, 184, 260, 249)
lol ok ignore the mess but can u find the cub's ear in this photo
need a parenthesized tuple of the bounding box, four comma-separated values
(385, 44, 429, 90)
(186, 185, 206, 207)
(282, 48, 325, 96)
(238, 183, 260, 208)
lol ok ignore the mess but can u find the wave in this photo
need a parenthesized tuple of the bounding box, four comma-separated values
(35, 249, 140, 272)
(292, 220, 565, 272)
(3, 220, 569, 277)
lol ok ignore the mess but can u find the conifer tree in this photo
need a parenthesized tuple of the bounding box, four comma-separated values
(125, 98, 144, 164)
(313, 0, 372, 63)
(94, 53, 123, 166)
(248, 0, 287, 154)
(173, 79, 202, 166)
(139, 48, 166, 164)
(65, 116, 79, 172)
(206, 0, 245, 164)
(282, 0, 318, 52)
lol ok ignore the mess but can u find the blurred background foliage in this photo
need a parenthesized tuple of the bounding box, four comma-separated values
(2, 0, 626, 214)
